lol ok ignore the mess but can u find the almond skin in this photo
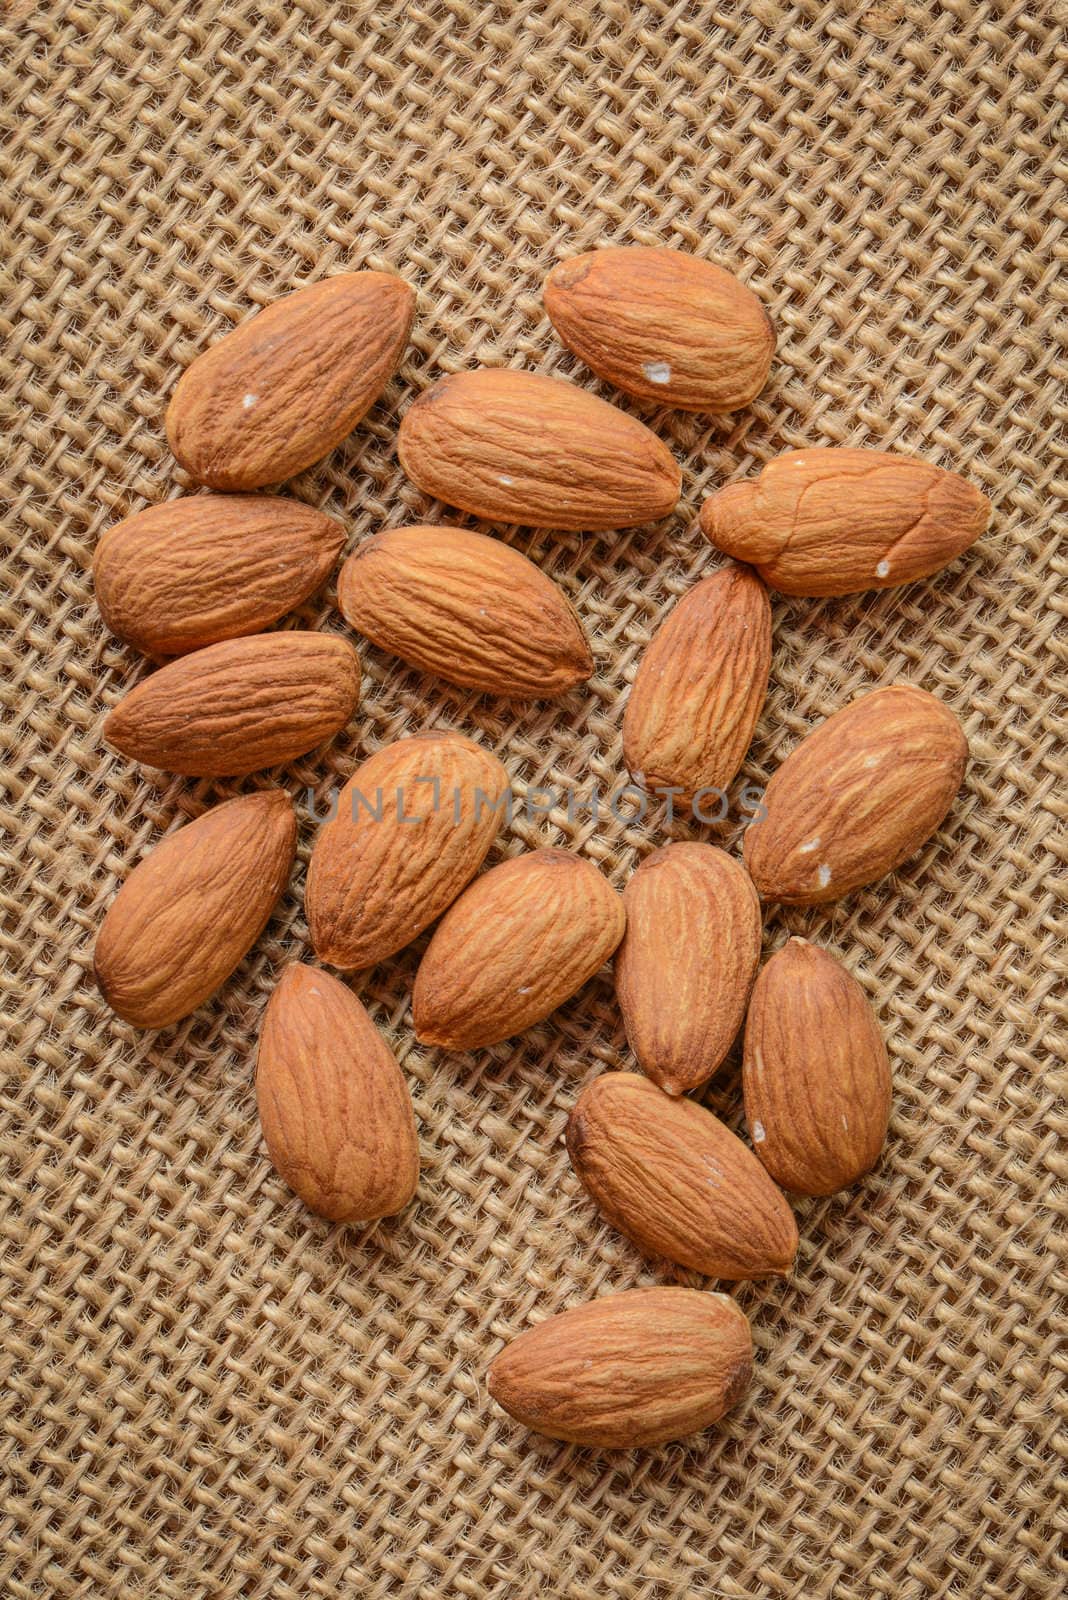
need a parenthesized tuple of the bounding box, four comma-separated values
(306, 733, 510, 970)
(94, 790, 296, 1028)
(166, 273, 415, 490)
(701, 449, 991, 596)
(615, 844, 762, 1096)
(566, 1072, 798, 1281)
(257, 963, 419, 1222)
(413, 849, 625, 1049)
(743, 683, 968, 904)
(337, 524, 593, 698)
(744, 939, 891, 1196)
(103, 632, 361, 777)
(488, 1287, 752, 1449)
(397, 368, 681, 531)
(544, 247, 775, 412)
(94, 495, 345, 657)
(623, 563, 771, 806)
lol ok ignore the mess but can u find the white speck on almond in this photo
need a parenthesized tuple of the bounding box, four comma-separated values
(642, 360, 672, 385)
(752, 1120, 766, 1143)
(875, 559, 890, 577)
(798, 836, 821, 854)
(817, 864, 832, 888)
(242, 392, 258, 411)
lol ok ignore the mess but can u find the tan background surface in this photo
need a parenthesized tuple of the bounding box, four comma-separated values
(2, 3, 1065, 1596)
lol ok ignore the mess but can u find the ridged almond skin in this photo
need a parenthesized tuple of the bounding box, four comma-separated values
(701, 449, 991, 596)
(488, 1287, 752, 1449)
(103, 632, 361, 777)
(166, 273, 415, 490)
(623, 564, 771, 805)
(257, 963, 419, 1222)
(94, 495, 345, 656)
(413, 849, 626, 1049)
(397, 368, 681, 531)
(615, 844, 762, 1096)
(544, 247, 775, 412)
(306, 733, 510, 970)
(744, 939, 891, 1196)
(566, 1072, 798, 1281)
(743, 684, 968, 905)
(337, 524, 593, 698)
(94, 790, 296, 1028)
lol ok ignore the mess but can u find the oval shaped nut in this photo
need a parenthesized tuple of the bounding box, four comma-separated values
(166, 272, 415, 491)
(744, 938, 891, 1196)
(337, 524, 593, 698)
(701, 449, 991, 597)
(94, 495, 345, 657)
(616, 844, 762, 1097)
(102, 632, 361, 777)
(566, 1072, 798, 1281)
(95, 790, 296, 1028)
(743, 684, 968, 905)
(306, 733, 510, 970)
(257, 963, 419, 1222)
(544, 247, 775, 413)
(413, 849, 626, 1050)
(397, 368, 681, 531)
(623, 563, 771, 806)
(488, 1287, 752, 1449)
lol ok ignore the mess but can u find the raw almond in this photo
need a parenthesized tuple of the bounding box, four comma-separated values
(743, 683, 968, 904)
(566, 1071, 797, 1280)
(744, 938, 891, 1196)
(397, 368, 681, 531)
(488, 1287, 752, 1448)
(623, 563, 771, 805)
(257, 963, 419, 1222)
(94, 790, 296, 1028)
(412, 848, 625, 1049)
(337, 524, 593, 697)
(544, 246, 775, 412)
(615, 843, 762, 1096)
(306, 733, 510, 969)
(166, 272, 414, 490)
(103, 631, 361, 777)
(94, 494, 344, 657)
(701, 449, 991, 596)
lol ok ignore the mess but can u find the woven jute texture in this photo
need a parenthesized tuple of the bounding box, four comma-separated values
(2, 3, 1065, 1597)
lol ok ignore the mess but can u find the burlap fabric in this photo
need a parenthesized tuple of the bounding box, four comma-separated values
(2, 3, 1065, 1596)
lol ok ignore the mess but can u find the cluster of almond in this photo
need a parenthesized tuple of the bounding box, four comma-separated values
(93, 248, 989, 1451)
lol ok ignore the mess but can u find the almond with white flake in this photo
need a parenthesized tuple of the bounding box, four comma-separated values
(488, 1287, 752, 1448)
(566, 1071, 798, 1280)
(743, 683, 968, 904)
(744, 938, 891, 1196)
(700, 449, 991, 596)
(257, 963, 419, 1222)
(412, 849, 625, 1049)
(337, 524, 593, 697)
(544, 246, 775, 412)
(166, 272, 415, 490)
(397, 368, 681, 531)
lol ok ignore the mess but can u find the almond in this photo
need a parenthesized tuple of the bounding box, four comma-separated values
(544, 246, 774, 412)
(306, 733, 510, 970)
(94, 494, 344, 657)
(701, 449, 991, 596)
(166, 272, 415, 490)
(488, 1287, 752, 1448)
(743, 938, 891, 1196)
(103, 631, 360, 776)
(257, 963, 419, 1222)
(615, 844, 762, 1096)
(413, 849, 625, 1049)
(622, 563, 771, 805)
(397, 368, 680, 531)
(337, 524, 593, 698)
(743, 683, 968, 904)
(566, 1072, 797, 1280)
(94, 790, 296, 1028)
